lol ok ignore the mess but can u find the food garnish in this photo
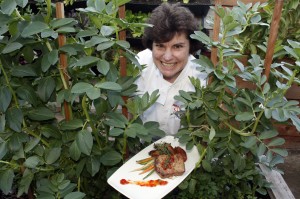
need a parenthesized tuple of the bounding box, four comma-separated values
(120, 179, 168, 187)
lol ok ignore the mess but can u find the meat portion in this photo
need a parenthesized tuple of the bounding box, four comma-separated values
(154, 154, 185, 178)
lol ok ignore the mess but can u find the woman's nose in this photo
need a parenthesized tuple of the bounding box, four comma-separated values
(162, 49, 173, 61)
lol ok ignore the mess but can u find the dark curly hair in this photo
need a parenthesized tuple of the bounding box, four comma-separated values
(142, 3, 203, 54)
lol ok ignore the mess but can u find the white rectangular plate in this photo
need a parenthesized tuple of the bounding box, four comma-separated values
(107, 136, 200, 199)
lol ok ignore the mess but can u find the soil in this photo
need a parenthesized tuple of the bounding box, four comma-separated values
(278, 149, 300, 199)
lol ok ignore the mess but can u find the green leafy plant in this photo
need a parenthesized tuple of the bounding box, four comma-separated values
(125, 10, 150, 38)
(0, 0, 163, 198)
(233, 0, 300, 61)
(164, 1, 300, 198)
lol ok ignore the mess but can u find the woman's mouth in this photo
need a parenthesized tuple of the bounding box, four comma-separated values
(161, 62, 176, 68)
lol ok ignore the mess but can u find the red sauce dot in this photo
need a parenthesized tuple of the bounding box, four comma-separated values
(120, 179, 129, 185)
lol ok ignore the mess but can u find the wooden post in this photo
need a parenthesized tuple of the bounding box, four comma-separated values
(56, 2, 71, 121)
(264, 0, 284, 80)
(118, 4, 128, 117)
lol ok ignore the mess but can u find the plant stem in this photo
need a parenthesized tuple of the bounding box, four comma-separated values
(195, 147, 207, 169)
(82, 95, 102, 148)
(223, 121, 254, 136)
(23, 127, 50, 148)
(122, 133, 128, 161)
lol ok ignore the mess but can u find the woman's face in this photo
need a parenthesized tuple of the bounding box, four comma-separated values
(152, 33, 190, 83)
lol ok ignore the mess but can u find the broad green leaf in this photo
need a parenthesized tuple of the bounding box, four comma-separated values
(97, 59, 110, 75)
(191, 31, 212, 45)
(179, 90, 192, 101)
(41, 28, 58, 38)
(16, 85, 38, 107)
(235, 112, 253, 121)
(0, 86, 12, 112)
(27, 107, 55, 121)
(8, 132, 27, 151)
(37, 77, 56, 102)
(50, 18, 76, 29)
(188, 178, 197, 194)
(250, 14, 261, 23)
(76, 29, 98, 38)
(104, 118, 126, 128)
(24, 156, 40, 168)
(262, 83, 270, 94)
(270, 155, 284, 167)
(125, 123, 146, 138)
(24, 137, 40, 152)
(240, 136, 257, 148)
(93, 97, 108, 116)
(86, 87, 101, 100)
(11, 65, 37, 77)
(71, 82, 94, 94)
(0, 142, 8, 160)
(69, 141, 81, 161)
(17, 169, 34, 197)
(60, 183, 77, 198)
(21, 21, 49, 37)
(59, 44, 84, 56)
(86, 156, 100, 176)
(0, 114, 5, 132)
(6, 107, 23, 132)
(48, 50, 59, 65)
(41, 125, 61, 139)
(100, 150, 122, 166)
(45, 147, 61, 164)
(60, 119, 83, 130)
(209, 127, 216, 141)
(258, 130, 278, 140)
(100, 25, 114, 36)
(271, 148, 288, 157)
(267, 138, 285, 147)
(76, 130, 93, 155)
(116, 40, 130, 49)
(178, 134, 192, 143)
(74, 56, 100, 67)
(58, 180, 70, 190)
(202, 160, 212, 172)
(257, 142, 266, 157)
(96, 41, 114, 51)
(64, 192, 86, 199)
(109, 128, 123, 136)
(0, 169, 14, 194)
(85, 36, 110, 47)
(1, 0, 17, 15)
(95, 82, 122, 91)
(2, 42, 22, 54)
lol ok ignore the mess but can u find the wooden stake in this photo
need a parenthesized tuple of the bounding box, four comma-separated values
(118, 5, 129, 118)
(56, 2, 71, 121)
(264, 0, 284, 80)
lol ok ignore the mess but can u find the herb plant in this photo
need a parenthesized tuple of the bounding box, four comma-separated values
(169, 1, 300, 198)
(0, 0, 163, 198)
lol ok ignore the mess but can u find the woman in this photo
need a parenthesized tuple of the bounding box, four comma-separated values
(135, 3, 207, 135)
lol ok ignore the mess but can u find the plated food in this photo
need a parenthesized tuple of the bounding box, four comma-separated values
(107, 136, 200, 199)
(132, 142, 188, 179)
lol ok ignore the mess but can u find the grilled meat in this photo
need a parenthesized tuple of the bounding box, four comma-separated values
(155, 154, 185, 178)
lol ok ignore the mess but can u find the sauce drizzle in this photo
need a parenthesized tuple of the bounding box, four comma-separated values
(120, 179, 168, 187)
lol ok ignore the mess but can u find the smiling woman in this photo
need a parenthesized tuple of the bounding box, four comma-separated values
(134, 2, 208, 135)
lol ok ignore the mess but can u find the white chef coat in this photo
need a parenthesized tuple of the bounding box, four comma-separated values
(135, 49, 207, 135)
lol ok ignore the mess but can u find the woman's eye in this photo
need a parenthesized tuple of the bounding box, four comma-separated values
(174, 45, 183, 49)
